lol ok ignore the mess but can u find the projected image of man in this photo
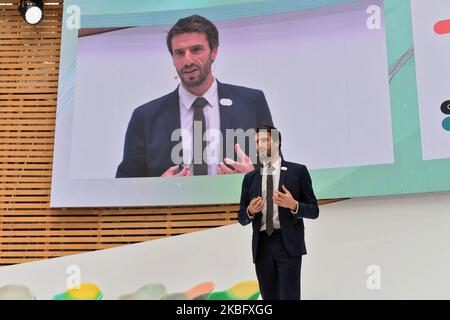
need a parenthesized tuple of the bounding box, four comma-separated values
(116, 15, 274, 178)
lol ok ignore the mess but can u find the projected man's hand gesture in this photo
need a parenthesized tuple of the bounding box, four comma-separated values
(218, 144, 255, 174)
(161, 165, 192, 177)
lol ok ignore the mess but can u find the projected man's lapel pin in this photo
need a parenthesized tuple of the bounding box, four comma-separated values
(220, 98, 233, 106)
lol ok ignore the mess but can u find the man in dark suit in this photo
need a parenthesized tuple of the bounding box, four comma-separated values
(116, 15, 273, 178)
(238, 124, 319, 300)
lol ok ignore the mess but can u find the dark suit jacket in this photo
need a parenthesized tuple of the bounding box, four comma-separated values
(238, 160, 319, 263)
(116, 81, 273, 177)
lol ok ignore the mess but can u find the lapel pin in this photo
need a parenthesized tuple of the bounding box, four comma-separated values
(220, 98, 233, 106)
(281, 166, 287, 171)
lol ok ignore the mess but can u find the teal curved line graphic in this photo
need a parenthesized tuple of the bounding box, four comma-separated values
(388, 47, 414, 82)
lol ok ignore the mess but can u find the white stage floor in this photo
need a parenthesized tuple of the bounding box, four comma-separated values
(1, 191, 449, 299)
(304, 191, 450, 299)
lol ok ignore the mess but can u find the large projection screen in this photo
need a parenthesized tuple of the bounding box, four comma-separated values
(51, 0, 450, 207)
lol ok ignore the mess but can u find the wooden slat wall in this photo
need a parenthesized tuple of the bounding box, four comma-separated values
(0, 1, 339, 266)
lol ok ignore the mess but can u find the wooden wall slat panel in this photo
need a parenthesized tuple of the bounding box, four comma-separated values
(0, 132, 56, 137)
(0, 213, 236, 222)
(0, 236, 162, 242)
(1, 227, 237, 237)
(0, 0, 342, 266)
(0, 76, 60, 81)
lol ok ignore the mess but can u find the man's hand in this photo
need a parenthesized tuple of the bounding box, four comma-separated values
(248, 196, 264, 216)
(161, 165, 192, 177)
(274, 185, 297, 210)
(218, 144, 255, 174)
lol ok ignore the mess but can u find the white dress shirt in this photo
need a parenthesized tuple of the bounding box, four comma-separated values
(247, 157, 299, 228)
(260, 158, 282, 231)
(178, 79, 220, 175)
